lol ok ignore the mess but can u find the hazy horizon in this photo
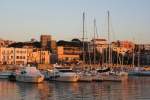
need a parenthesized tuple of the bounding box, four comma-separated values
(0, 0, 150, 43)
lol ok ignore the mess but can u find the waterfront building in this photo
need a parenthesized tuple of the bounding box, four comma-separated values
(0, 47, 14, 64)
(0, 47, 27, 65)
(57, 46, 81, 63)
(4, 40, 15, 47)
(26, 48, 33, 64)
(135, 44, 150, 52)
(50, 40, 57, 53)
(90, 38, 108, 53)
(0, 39, 14, 47)
(144, 44, 150, 51)
(14, 48, 28, 65)
(112, 47, 129, 55)
(40, 34, 57, 54)
(40, 35, 51, 49)
(112, 40, 134, 49)
(0, 47, 51, 65)
(140, 53, 150, 65)
(50, 53, 58, 64)
(112, 40, 134, 54)
(32, 50, 50, 64)
(0, 39, 5, 47)
(134, 44, 150, 66)
(57, 39, 82, 63)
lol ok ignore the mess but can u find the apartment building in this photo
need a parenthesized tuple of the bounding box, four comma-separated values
(0, 39, 14, 47)
(40, 35, 51, 49)
(112, 40, 134, 54)
(0, 47, 51, 65)
(0, 47, 27, 65)
(90, 38, 108, 53)
(57, 46, 81, 62)
(32, 50, 50, 64)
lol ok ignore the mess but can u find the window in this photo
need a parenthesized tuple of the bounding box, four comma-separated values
(11, 56, 13, 59)
(16, 56, 19, 59)
(11, 50, 13, 53)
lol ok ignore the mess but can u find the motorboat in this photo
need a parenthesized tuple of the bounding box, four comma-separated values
(128, 67, 142, 76)
(96, 67, 127, 82)
(0, 71, 12, 79)
(129, 70, 150, 76)
(78, 71, 93, 82)
(16, 67, 44, 83)
(75, 66, 93, 82)
(49, 67, 79, 82)
(96, 67, 111, 73)
(40, 69, 53, 80)
(137, 71, 150, 76)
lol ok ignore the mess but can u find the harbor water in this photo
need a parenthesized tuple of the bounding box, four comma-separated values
(0, 77, 150, 100)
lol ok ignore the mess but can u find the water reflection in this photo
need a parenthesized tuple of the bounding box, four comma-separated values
(0, 80, 20, 100)
(0, 77, 150, 100)
(16, 81, 52, 100)
(51, 82, 123, 100)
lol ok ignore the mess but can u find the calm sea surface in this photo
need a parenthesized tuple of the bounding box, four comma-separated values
(0, 77, 150, 100)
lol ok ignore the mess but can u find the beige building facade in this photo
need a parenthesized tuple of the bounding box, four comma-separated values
(0, 47, 51, 65)
(0, 47, 27, 65)
(57, 46, 80, 62)
(91, 38, 108, 53)
(0, 39, 14, 47)
(40, 35, 51, 49)
(32, 50, 50, 64)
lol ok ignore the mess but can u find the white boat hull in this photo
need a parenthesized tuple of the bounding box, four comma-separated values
(16, 75, 44, 83)
(0, 75, 9, 79)
(92, 75, 103, 81)
(128, 71, 150, 76)
(78, 75, 93, 82)
(138, 71, 150, 76)
(102, 75, 127, 82)
(0, 72, 12, 79)
(54, 76, 79, 82)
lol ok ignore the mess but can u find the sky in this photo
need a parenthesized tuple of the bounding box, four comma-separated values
(0, 0, 150, 43)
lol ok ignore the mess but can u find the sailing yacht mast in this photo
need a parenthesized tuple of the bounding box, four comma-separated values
(82, 12, 85, 64)
(132, 38, 135, 67)
(138, 44, 140, 67)
(88, 42, 92, 66)
(93, 19, 96, 65)
(107, 11, 111, 67)
(132, 46, 135, 67)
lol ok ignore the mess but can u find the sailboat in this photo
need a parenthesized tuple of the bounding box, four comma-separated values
(101, 11, 128, 81)
(77, 12, 93, 82)
(128, 43, 139, 75)
(128, 45, 150, 76)
(114, 51, 128, 76)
